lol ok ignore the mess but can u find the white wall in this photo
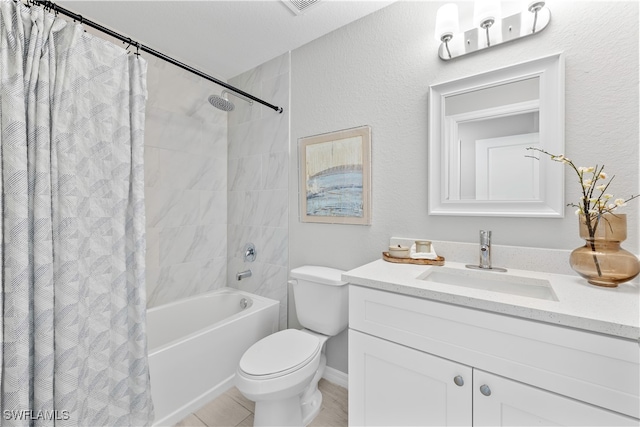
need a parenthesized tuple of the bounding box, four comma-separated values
(289, 1, 639, 373)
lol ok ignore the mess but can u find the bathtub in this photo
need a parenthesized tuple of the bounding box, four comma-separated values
(147, 288, 279, 426)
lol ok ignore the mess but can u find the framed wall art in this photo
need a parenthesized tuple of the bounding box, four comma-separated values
(299, 126, 371, 225)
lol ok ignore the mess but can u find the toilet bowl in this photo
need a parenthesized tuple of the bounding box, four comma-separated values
(236, 329, 328, 426)
(235, 266, 349, 426)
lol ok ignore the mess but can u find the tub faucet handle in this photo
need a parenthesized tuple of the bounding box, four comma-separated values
(243, 243, 257, 262)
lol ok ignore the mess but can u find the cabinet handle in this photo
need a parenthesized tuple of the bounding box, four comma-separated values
(479, 384, 491, 396)
(453, 375, 464, 387)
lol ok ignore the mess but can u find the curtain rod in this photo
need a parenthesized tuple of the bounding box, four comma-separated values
(29, 0, 284, 114)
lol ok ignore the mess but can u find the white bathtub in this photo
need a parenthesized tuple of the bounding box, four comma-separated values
(147, 288, 279, 426)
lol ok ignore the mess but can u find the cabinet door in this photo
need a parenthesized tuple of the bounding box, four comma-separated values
(473, 369, 639, 426)
(349, 329, 472, 426)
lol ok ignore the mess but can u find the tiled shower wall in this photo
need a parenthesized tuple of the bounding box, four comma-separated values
(144, 56, 229, 308)
(227, 53, 290, 329)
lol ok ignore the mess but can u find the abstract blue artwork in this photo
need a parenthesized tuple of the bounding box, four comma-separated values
(299, 126, 371, 225)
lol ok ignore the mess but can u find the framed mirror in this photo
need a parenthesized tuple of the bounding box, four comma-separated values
(428, 53, 565, 217)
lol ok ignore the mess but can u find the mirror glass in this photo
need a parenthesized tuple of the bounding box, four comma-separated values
(447, 78, 540, 201)
(429, 54, 564, 217)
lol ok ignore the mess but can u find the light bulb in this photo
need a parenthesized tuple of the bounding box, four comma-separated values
(434, 3, 459, 42)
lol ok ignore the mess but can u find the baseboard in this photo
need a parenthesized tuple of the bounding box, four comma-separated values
(322, 366, 348, 389)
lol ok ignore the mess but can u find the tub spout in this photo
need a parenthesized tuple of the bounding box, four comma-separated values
(236, 270, 252, 281)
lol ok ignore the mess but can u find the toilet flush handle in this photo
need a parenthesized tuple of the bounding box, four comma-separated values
(287, 279, 297, 287)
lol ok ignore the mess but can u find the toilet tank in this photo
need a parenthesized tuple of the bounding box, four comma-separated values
(290, 266, 349, 336)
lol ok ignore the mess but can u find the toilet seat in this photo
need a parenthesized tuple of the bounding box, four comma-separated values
(239, 329, 321, 380)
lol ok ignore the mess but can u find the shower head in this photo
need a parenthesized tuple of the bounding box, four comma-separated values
(208, 93, 235, 112)
(208, 89, 254, 112)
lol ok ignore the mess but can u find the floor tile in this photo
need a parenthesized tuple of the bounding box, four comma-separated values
(195, 393, 252, 427)
(174, 379, 348, 427)
(174, 414, 207, 427)
(235, 414, 254, 427)
(308, 406, 348, 427)
(226, 386, 256, 412)
(318, 379, 348, 404)
(311, 381, 348, 427)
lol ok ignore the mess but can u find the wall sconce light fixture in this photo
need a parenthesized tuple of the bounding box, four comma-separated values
(435, 1, 551, 60)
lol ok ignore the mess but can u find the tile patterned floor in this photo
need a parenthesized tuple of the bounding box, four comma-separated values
(174, 379, 348, 427)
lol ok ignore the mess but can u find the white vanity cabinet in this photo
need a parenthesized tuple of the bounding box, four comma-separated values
(348, 285, 640, 426)
(350, 329, 472, 426)
(472, 369, 636, 426)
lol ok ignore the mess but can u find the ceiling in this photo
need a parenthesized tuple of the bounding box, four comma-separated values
(58, 0, 396, 80)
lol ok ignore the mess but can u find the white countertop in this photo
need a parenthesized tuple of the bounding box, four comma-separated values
(343, 259, 640, 340)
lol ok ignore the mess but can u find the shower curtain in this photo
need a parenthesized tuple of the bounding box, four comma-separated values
(0, 1, 153, 425)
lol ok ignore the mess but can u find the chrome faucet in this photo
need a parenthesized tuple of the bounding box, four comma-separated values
(466, 230, 507, 272)
(479, 230, 492, 269)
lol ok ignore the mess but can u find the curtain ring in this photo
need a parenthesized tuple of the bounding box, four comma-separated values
(123, 38, 133, 53)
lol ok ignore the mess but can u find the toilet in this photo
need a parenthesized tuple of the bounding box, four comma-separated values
(235, 265, 349, 426)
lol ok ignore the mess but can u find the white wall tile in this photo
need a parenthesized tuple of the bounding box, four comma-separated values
(195, 257, 228, 293)
(145, 266, 160, 308)
(147, 262, 200, 307)
(190, 156, 227, 191)
(257, 54, 291, 82)
(145, 57, 230, 308)
(227, 191, 244, 226)
(262, 151, 289, 190)
(203, 224, 228, 259)
(159, 225, 227, 266)
(240, 191, 261, 226)
(145, 187, 200, 229)
(144, 108, 172, 147)
(228, 224, 261, 262)
(260, 227, 288, 267)
(263, 73, 290, 114)
(144, 146, 160, 188)
(227, 52, 290, 327)
(228, 121, 253, 159)
(228, 156, 262, 191)
(146, 227, 160, 269)
(157, 150, 226, 191)
(258, 264, 288, 330)
(201, 122, 228, 156)
(191, 100, 228, 127)
(229, 259, 263, 294)
(259, 190, 288, 227)
(200, 191, 227, 225)
(229, 92, 262, 126)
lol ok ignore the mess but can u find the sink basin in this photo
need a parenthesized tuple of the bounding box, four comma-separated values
(417, 267, 558, 301)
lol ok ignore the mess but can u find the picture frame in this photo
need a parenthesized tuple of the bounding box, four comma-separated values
(299, 126, 371, 225)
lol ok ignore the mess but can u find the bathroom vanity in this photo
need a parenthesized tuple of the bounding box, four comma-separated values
(344, 260, 639, 426)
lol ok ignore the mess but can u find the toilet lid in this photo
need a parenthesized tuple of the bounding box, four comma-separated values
(239, 329, 321, 378)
